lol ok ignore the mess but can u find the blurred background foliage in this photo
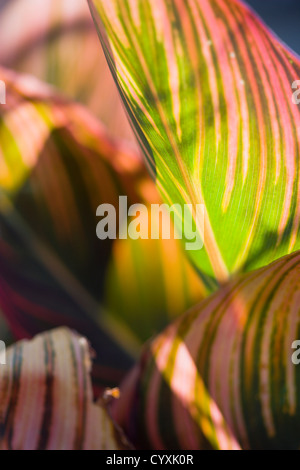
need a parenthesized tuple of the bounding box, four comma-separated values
(0, 0, 135, 143)
(0, 0, 206, 390)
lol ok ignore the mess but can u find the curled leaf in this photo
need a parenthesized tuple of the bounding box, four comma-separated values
(0, 328, 127, 450)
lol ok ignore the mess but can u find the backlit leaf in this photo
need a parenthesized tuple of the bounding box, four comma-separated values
(89, 0, 300, 289)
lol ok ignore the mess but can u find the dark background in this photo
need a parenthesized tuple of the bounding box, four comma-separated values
(246, 0, 300, 54)
(0, 1, 298, 54)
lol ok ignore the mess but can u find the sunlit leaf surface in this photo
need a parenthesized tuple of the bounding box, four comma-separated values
(89, 0, 300, 290)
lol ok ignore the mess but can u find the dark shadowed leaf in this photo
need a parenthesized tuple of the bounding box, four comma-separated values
(112, 250, 300, 450)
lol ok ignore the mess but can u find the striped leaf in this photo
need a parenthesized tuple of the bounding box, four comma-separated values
(0, 0, 133, 141)
(111, 250, 300, 450)
(0, 67, 205, 385)
(0, 328, 129, 450)
(89, 0, 300, 290)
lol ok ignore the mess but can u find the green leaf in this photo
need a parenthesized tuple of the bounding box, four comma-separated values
(89, 0, 300, 289)
(111, 250, 300, 450)
(0, 328, 130, 450)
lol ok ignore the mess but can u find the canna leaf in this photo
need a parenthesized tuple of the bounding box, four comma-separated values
(111, 250, 300, 450)
(0, 328, 129, 450)
(89, 0, 300, 289)
(0, 0, 133, 142)
(0, 67, 205, 385)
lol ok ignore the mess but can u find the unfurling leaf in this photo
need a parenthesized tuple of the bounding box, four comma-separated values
(111, 250, 300, 450)
(89, 0, 300, 290)
(0, 328, 128, 450)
